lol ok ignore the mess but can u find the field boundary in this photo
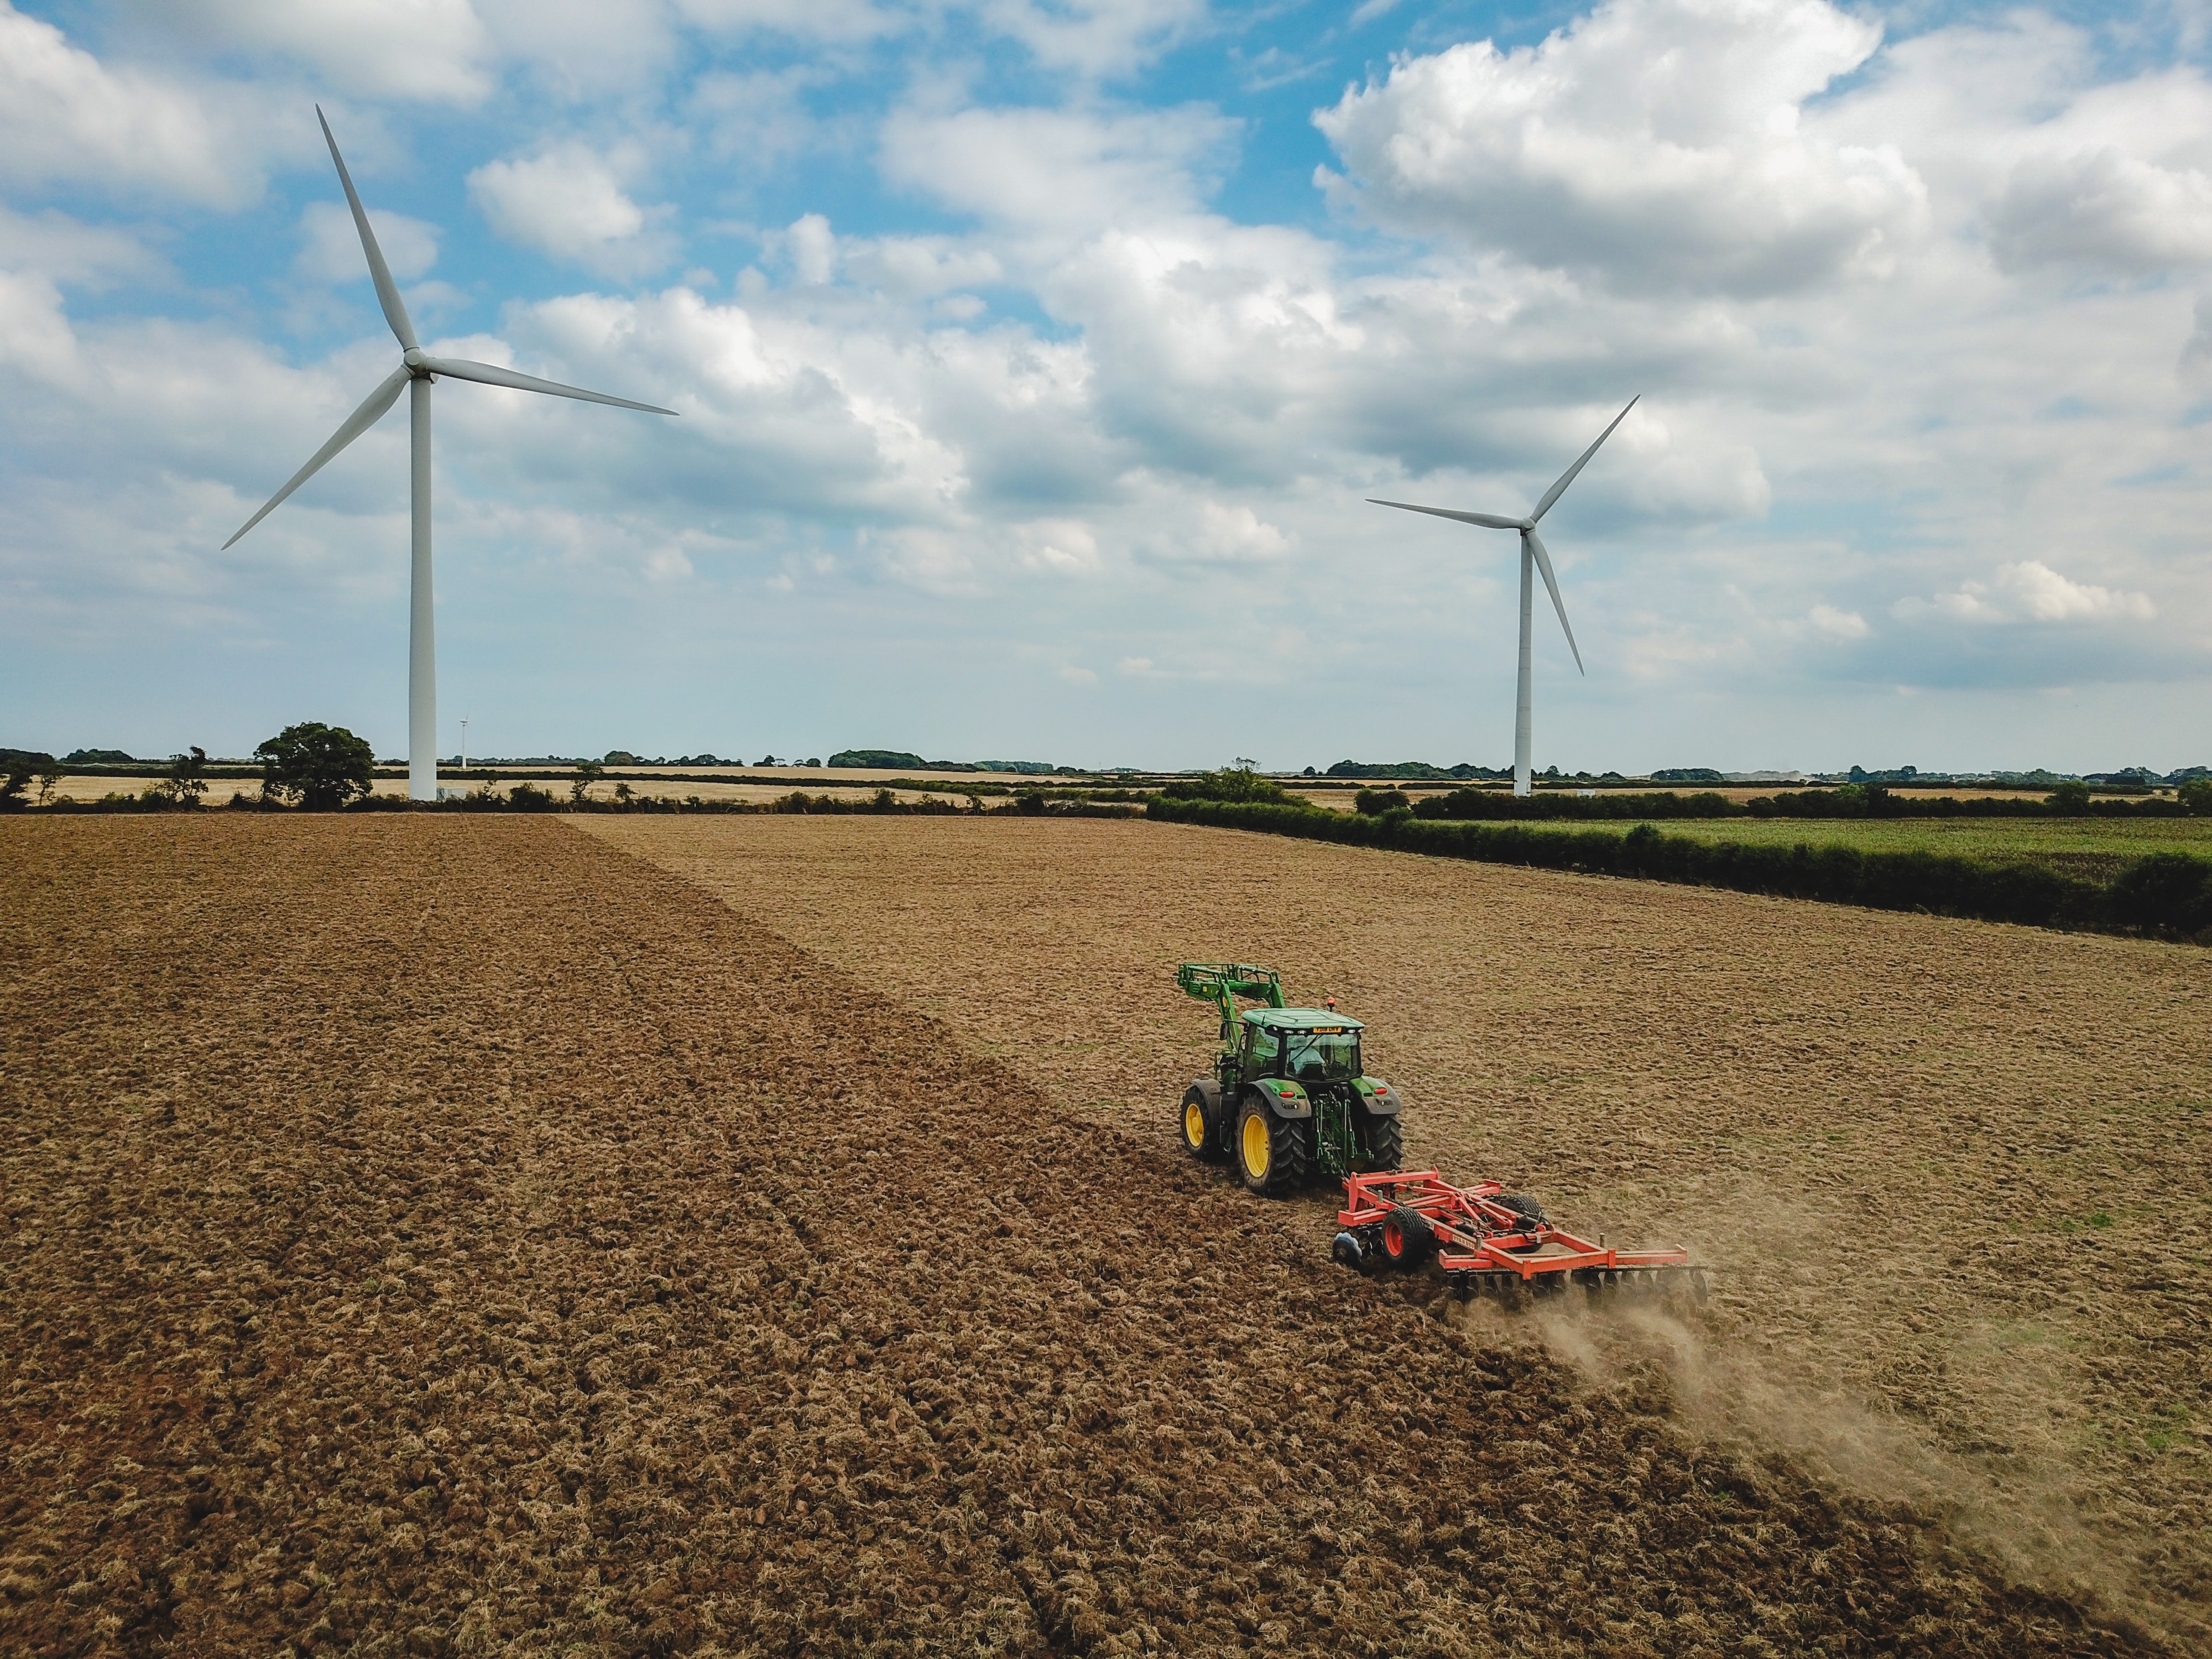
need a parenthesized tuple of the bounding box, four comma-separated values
(1146, 797, 2212, 943)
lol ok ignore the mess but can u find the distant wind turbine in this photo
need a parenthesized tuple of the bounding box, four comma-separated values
(226, 107, 676, 801)
(1370, 398, 1637, 798)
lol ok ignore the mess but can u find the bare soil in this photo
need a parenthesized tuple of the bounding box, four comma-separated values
(583, 814, 2212, 1644)
(0, 817, 2187, 1656)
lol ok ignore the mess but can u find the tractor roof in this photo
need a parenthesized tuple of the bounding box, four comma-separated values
(1241, 1008, 1364, 1031)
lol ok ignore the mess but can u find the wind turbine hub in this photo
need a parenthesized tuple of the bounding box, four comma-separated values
(403, 347, 429, 369)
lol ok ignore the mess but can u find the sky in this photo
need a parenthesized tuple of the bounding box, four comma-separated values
(2, 0, 2208, 774)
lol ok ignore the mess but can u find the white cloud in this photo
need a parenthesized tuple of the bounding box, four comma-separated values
(133, 0, 495, 102)
(1143, 499, 1291, 566)
(296, 201, 441, 284)
(1014, 519, 1102, 573)
(0, 205, 158, 287)
(784, 213, 837, 285)
(1902, 561, 2156, 626)
(468, 143, 676, 278)
(1314, 0, 1927, 295)
(841, 235, 1004, 298)
(1985, 135, 2212, 275)
(976, 0, 1209, 77)
(1808, 602, 1867, 638)
(0, 3, 257, 206)
(882, 104, 1238, 229)
(474, 0, 676, 95)
(675, 0, 904, 45)
(0, 268, 81, 385)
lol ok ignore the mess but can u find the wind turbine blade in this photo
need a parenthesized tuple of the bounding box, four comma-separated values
(316, 105, 418, 352)
(419, 355, 676, 416)
(1524, 529, 1584, 675)
(1529, 395, 1638, 525)
(222, 366, 410, 549)
(1367, 499, 1527, 531)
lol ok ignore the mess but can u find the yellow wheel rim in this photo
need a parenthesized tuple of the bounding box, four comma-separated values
(1184, 1101, 1206, 1148)
(1241, 1113, 1270, 1179)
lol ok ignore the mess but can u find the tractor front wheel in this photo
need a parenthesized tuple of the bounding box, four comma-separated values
(1235, 1096, 1311, 1197)
(1179, 1086, 1222, 1162)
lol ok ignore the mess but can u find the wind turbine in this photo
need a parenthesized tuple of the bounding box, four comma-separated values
(1370, 398, 1637, 798)
(226, 107, 676, 801)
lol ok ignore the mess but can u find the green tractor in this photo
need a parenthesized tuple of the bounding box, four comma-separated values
(1175, 963, 1404, 1196)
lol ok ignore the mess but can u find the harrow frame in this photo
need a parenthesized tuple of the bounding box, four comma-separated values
(1337, 1170, 1704, 1297)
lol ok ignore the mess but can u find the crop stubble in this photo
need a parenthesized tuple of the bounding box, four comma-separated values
(0, 817, 2183, 1656)
(583, 813, 2212, 1641)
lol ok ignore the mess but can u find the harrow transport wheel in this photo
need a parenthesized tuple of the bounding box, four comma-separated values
(1379, 1204, 1434, 1268)
(1179, 1086, 1221, 1162)
(1363, 1113, 1404, 1173)
(1496, 1193, 1548, 1254)
(1236, 1096, 1311, 1197)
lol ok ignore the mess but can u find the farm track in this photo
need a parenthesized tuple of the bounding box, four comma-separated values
(0, 818, 2174, 1657)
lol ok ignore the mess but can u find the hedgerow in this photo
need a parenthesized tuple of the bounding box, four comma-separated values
(1147, 798, 2212, 943)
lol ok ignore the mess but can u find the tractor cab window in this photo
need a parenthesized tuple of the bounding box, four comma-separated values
(1284, 1029, 1360, 1083)
(1241, 1024, 1281, 1077)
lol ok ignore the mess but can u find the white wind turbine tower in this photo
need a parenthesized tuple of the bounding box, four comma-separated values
(1370, 398, 1637, 798)
(226, 108, 676, 801)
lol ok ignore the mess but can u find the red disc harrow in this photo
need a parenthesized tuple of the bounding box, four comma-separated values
(1334, 1170, 1704, 1300)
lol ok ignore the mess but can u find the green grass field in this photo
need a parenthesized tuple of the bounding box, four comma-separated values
(1589, 814, 2212, 880)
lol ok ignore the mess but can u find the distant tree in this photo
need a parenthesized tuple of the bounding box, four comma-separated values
(156, 746, 210, 806)
(831, 749, 926, 769)
(2046, 780, 2094, 815)
(1159, 764, 1291, 806)
(604, 750, 640, 765)
(805, 757, 822, 768)
(571, 759, 604, 803)
(257, 723, 374, 810)
(35, 763, 62, 806)
(756, 754, 777, 766)
(613, 781, 634, 805)
(2, 750, 56, 811)
(1355, 787, 1411, 816)
(2179, 778, 2212, 816)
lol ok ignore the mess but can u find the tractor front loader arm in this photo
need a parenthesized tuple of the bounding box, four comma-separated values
(1176, 962, 1286, 1046)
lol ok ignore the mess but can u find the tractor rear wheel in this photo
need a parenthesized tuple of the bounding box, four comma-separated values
(1179, 1086, 1222, 1162)
(1362, 1113, 1403, 1172)
(1235, 1095, 1311, 1197)
(1379, 1204, 1435, 1268)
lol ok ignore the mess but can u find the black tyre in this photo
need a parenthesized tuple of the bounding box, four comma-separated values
(1495, 1193, 1547, 1253)
(1235, 1094, 1311, 1197)
(1361, 1112, 1403, 1173)
(1378, 1204, 1435, 1268)
(1178, 1085, 1222, 1162)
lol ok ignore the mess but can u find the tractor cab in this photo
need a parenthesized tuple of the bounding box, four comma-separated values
(1237, 1009, 1363, 1087)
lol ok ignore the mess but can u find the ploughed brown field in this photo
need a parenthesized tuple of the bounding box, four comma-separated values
(3, 817, 2205, 1657)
